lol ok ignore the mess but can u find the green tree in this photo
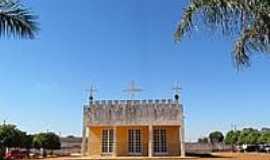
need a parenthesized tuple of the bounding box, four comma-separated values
(33, 133, 47, 149)
(21, 134, 33, 157)
(225, 130, 241, 145)
(0, 124, 25, 156)
(33, 132, 61, 156)
(247, 130, 261, 144)
(238, 128, 260, 145)
(209, 131, 224, 144)
(0, 0, 38, 39)
(46, 132, 61, 154)
(258, 132, 270, 144)
(261, 128, 270, 133)
(239, 130, 249, 145)
(198, 137, 209, 144)
(33, 133, 49, 157)
(0, 141, 4, 158)
(175, 0, 270, 67)
(22, 134, 33, 149)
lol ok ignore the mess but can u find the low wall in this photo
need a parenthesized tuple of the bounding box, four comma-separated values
(185, 143, 232, 154)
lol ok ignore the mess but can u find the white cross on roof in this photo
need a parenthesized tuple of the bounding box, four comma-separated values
(172, 81, 182, 94)
(86, 85, 97, 99)
(123, 81, 143, 99)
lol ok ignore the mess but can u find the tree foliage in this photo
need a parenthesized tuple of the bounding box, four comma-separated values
(0, 124, 28, 157)
(46, 132, 61, 150)
(247, 129, 261, 144)
(0, 124, 24, 148)
(258, 132, 270, 144)
(33, 132, 61, 150)
(22, 134, 33, 149)
(224, 128, 270, 145)
(238, 128, 261, 145)
(209, 131, 224, 144)
(198, 137, 209, 144)
(0, 123, 61, 157)
(176, 0, 270, 67)
(0, 0, 38, 39)
(33, 133, 47, 149)
(224, 130, 241, 145)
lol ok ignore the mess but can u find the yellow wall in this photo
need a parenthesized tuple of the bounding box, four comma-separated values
(116, 126, 148, 156)
(167, 126, 180, 156)
(88, 127, 102, 156)
(152, 126, 180, 156)
(88, 126, 180, 157)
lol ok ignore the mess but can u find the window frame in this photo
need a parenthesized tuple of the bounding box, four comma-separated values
(153, 128, 168, 155)
(101, 128, 114, 154)
(128, 128, 143, 155)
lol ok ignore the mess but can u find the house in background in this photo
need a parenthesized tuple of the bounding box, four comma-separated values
(81, 85, 185, 158)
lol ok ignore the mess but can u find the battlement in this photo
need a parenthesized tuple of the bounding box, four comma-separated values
(85, 98, 183, 126)
(90, 99, 178, 105)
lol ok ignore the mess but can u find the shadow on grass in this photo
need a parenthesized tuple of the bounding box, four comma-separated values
(186, 153, 233, 158)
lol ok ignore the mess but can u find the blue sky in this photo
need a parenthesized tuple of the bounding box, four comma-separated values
(0, 0, 270, 141)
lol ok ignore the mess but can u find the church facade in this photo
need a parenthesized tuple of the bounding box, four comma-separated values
(81, 96, 185, 157)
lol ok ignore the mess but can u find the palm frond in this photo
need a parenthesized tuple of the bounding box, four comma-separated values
(175, 0, 252, 41)
(176, 0, 270, 67)
(0, 0, 38, 39)
(234, 28, 254, 66)
(234, 12, 270, 67)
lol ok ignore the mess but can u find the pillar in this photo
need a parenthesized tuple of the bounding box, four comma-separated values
(81, 106, 87, 156)
(113, 126, 117, 157)
(148, 125, 153, 157)
(179, 124, 185, 157)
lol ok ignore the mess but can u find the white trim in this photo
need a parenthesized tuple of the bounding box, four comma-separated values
(101, 128, 114, 154)
(101, 153, 113, 156)
(128, 152, 143, 156)
(128, 128, 143, 155)
(154, 152, 169, 155)
(153, 128, 168, 154)
(148, 125, 153, 157)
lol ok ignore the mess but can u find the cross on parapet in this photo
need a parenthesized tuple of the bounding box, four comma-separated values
(86, 85, 97, 103)
(172, 81, 182, 94)
(123, 81, 143, 99)
(172, 81, 182, 101)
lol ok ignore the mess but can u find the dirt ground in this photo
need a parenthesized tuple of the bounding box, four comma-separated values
(34, 153, 270, 160)
(202, 152, 270, 160)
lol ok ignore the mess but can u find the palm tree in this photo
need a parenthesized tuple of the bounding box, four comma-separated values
(0, 0, 38, 39)
(175, 0, 270, 67)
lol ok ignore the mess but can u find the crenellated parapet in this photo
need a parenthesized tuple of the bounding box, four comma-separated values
(85, 99, 183, 126)
(91, 99, 178, 105)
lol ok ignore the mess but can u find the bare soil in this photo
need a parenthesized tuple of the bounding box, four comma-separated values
(32, 153, 270, 160)
(197, 152, 270, 160)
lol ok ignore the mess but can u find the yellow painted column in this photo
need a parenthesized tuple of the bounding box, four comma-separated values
(113, 126, 117, 157)
(180, 125, 186, 157)
(148, 125, 153, 157)
(81, 106, 88, 156)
